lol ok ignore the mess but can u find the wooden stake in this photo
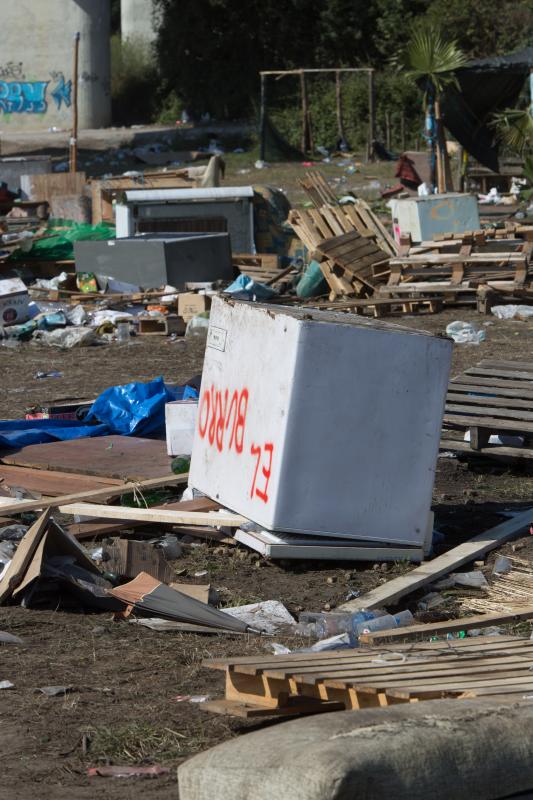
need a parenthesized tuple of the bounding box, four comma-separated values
(367, 70, 375, 162)
(300, 70, 312, 154)
(259, 72, 267, 162)
(335, 70, 345, 144)
(69, 31, 80, 173)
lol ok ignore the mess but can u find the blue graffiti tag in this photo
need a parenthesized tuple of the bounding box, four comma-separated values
(50, 75, 72, 110)
(0, 81, 49, 113)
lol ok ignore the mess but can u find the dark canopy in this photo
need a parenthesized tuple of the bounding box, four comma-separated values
(441, 47, 533, 171)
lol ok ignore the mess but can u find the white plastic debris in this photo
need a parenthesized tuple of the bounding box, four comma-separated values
(223, 600, 296, 634)
(450, 570, 489, 589)
(446, 321, 486, 344)
(464, 430, 524, 448)
(491, 305, 533, 321)
(0, 680, 14, 690)
(34, 326, 97, 348)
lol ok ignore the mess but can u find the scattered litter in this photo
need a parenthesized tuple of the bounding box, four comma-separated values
(87, 765, 170, 779)
(172, 694, 210, 703)
(35, 685, 75, 697)
(0, 680, 14, 689)
(34, 371, 63, 379)
(446, 321, 486, 345)
(0, 631, 24, 645)
(222, 600, 296, 634)
(268, 642, 292, 655)
(491, 305, 533, 321)
(450, 571, 489, 589)
(493, 556, 512, 575)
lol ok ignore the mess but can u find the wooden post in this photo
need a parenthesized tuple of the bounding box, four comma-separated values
(259, 73, 267, 162)
(435, 97, 453, 192)
(300, 70, 312, 154)
(335, 70, 345, 145)
(385, 110, 391, 150)
(69, 32, 80, 174)
(367, 69, 375, 161)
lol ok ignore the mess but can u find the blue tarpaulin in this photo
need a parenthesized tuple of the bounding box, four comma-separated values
(0, 377, 198, 450)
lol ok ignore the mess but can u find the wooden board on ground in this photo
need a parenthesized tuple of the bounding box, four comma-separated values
(338, 506, 533, 612)
(359, 606, 533, 644)
(66, 497, 221, 540)
(1, 436, 174, 480)
(0, 465, 123, 496)
(57, 502, 246, 528)
(202, 636, 533, 717)
(0, 473, 188, 517)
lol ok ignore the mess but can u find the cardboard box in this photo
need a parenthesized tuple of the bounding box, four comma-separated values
(178, 293, 211, 322)
(165, 400, 199, 456)
(0, 278, 29, 326)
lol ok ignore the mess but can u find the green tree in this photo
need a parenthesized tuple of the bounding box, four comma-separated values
(423, 0, 533, 58)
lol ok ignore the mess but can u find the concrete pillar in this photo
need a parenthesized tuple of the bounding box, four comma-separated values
(0, 0, 111, 132)
(121, 0, 157, 45)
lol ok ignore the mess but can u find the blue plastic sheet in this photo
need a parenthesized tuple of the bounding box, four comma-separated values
(0, 419, 109, 449)
(85, 377, 197, 436)
(224, 273, 277, 300)
(0, 378, 198, 449)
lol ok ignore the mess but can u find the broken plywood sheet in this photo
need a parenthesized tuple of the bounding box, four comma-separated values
(1, 436, 174, 481)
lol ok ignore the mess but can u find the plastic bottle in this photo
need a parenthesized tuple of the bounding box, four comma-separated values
(116, 319, 131, 344)
(355, 609, 414, 636)
(296, 610, 381, 641)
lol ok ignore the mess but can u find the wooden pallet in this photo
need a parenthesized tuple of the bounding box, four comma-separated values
(441, 359, 533, 458)
(289, 206, 391, 299)
(203, 636, 533, 718)
(231, 253, 296, 287)
(298, 171, 397, 257)
(137, 315, 185, 336)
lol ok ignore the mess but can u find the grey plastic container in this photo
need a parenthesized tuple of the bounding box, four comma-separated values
(74, 232, 233, 290)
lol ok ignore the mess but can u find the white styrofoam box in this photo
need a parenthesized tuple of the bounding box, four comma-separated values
(189, 298, 452, 546)
(0, 278, 29, 326)
(165, 400, 198, 456)
(390, 193, 480, 244)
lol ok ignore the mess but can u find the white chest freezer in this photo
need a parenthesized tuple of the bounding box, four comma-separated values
(189, 298, 452, 546)
(391, 193, 480, 244)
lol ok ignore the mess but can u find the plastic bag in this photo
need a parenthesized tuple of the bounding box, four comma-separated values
(491, 305, 533, 321)
(224, 273, 277, 300)
(446, 321, 486, 345)
(85, 376, 197, 436)
(33, 326, 97, 348)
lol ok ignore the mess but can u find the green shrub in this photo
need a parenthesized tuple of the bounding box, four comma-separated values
(111, 34, 159, 125)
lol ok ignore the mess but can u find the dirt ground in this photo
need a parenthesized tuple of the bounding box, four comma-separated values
(2, 307, 533, 799)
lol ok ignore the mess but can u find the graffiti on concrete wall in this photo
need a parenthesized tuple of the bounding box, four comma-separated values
(0, 67, 72, 114)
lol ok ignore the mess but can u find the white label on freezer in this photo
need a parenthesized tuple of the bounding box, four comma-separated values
(207, 326, 227, 351)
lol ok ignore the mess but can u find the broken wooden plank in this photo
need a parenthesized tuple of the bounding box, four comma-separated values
(0, 473, 188, 516)
(339, 508, 533, 612)
(1, 435, 173, 481)
(359, 607, 533, 644)
(57, 502, 247, 528)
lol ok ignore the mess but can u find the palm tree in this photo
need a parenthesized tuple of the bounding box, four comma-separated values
(492, 108, 533, 185)
(404, 24, 467, 192)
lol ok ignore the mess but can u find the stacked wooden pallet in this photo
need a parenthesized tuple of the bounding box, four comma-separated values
(203, 635, 533, 718)
(289, 171, 396, 302)
(441, 359, 533, 459)
(379, 232, 533, 311)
